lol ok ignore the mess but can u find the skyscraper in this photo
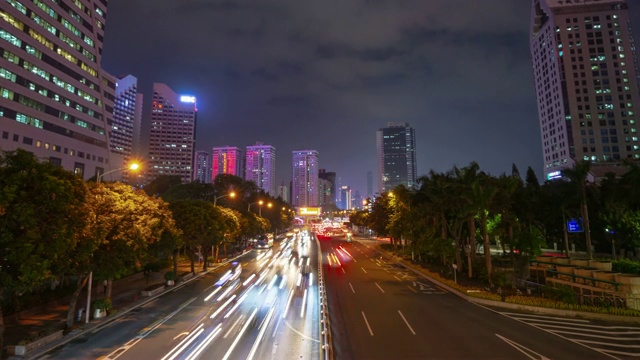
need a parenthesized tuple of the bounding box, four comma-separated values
(376, 122, 417, 193)
(292, 149, 319, 207)
(148, 83, 197, 183)
(339, 185, 352, 210)
(0, 0, 115, 179)
(530, 0, 640, 180)
(194, 151, 211, 183)
(367, 171, 374, 198)
(318, 169, 336, 207)
(278, 182, 289, 203)
(245, 142, 276, 195)
(212, 146, 243, 179)
(111, 75, 142, 182)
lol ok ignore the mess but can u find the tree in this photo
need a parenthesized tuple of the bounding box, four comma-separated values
(0, 149, 88, 335)
(88, 182, 176, 298)
(143, 175, 182, 198)
(453, 162, 482, 279)
(563, 161, 594, 258)
(170, 200, 218, 273)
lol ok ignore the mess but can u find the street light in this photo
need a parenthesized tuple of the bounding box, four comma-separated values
(88, 162, 140, 323)
(214, 191, 235, 206)
(260, 202, 272, 217)
(248, 200, 264, 212)
(96, 162, 140, 183)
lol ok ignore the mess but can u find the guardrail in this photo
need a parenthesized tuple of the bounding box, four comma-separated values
(316, 236, 334, 360)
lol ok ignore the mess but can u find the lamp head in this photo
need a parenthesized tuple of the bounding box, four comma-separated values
(129, 163, 140, 171)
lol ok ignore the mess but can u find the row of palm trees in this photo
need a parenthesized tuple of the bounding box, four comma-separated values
(351, 161, 640, 283)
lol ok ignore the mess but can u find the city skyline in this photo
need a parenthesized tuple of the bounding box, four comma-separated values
(100, 1, 640, 194)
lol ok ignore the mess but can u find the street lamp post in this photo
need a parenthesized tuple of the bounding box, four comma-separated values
(248, 200, 264, 213)
(259, 202, 272, 217)
(213, 192, 235, 206)
(86, 163, 139, 323)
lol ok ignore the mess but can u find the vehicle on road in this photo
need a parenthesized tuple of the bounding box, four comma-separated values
(256, 234, 274, 249)
(327, 253, 341, 269)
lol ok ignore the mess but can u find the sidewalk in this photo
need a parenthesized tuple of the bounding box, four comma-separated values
(2, 259, 206, 359)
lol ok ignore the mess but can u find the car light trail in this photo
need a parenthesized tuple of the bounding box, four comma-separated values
(204, 286, 223, 302)
(210, 295, 236, 319)
(217, 283, 237, 301)
(224, 293, 248, 319)
(222, 308, 258, 360)
(215, 271, 232, 286)
(279, 275, 287, 290)
(309, 272, 313, 287)
(161, 323, 204, 360)
(243, 273, 256, 286)
(246, 307, 276, 360)
(267, 275, 278, 289)
(296, 273, 302, 287)
(300, 288, 308, 318)
(283, 288, 294, 318)
(184, 324, 222, 360)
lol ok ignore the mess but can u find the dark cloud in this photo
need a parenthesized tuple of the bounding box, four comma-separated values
(267, 95, 309, 107)
(250, 68, 279, 82)
(102, 0, 640, 194)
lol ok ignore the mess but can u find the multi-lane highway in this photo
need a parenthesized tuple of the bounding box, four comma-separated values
(321, 237, 639, 360)
(42, 232, 322, 360)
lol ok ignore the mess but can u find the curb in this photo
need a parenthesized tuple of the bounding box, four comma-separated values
(356, 239, 640, 325)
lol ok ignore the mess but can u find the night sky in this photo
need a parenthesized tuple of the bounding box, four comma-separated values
(101, 0, 640, 194)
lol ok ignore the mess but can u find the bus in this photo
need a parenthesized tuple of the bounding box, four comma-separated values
(256, 234, 274, 249)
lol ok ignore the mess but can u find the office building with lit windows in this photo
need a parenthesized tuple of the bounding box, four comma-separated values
(318, 169, 336, 207)
(111, 74, 142, 182)
(0, 0, 117, 179)
(245, 142, 276, 195)
(148, 83, 197, 183)
(292, 149, 319, 207)
(212, 146, 243, 179)
(376, 122, 417, 193)
(194, 150, 211, 183)
(278, 182, 289, 203)
(530, 0, 640, 180)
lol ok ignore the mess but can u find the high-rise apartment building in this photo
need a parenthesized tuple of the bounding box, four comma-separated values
(111, 74, 142, 182)
(292, 149, 319, 207)
(376, 122, 417, 193)
(530, 0, 640, 180)
(318, 169, 336, 207)
(212, 146, 243, 179)
(245, 142, 276, 195)
(194, 150, 211, 183)
(278, 182, 289, 203)
(148, 83, 197, 184)
(0, 0, 116, 179)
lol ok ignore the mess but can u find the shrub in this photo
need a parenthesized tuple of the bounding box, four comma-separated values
(92, 297, 111, 311)
(612, 259, 640, 275)
(164, 271, 176, 281)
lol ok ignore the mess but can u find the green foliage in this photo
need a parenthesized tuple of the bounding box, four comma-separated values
(0, 149, 88, 293)
(164, 271, 176, 281)
(612, 259, 640, 275)
(92, 297, 112, 310)
(542, 285, 577, 304)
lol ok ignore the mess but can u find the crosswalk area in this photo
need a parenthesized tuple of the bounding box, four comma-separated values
(500, 311, 640, 359)
(370, 254, 446, 295)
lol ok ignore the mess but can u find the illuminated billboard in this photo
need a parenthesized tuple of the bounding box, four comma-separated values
(180, 95, 196, 103)
(298, 207, 321, 216)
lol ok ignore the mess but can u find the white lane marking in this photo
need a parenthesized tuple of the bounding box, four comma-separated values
(501, 312, 590, 323)
(361, 311, 374, 336)
(375, 283, 385, 294)
(397, 311, 416, 335)
(222, 309, 257, 360)
(272, 316, 283, 338)
(523, 323, 640, 336)
(394, 275, 401, 281)
(361, 267, 368, 274)
(495, 334, 550, 360)
(247, 307, 276, 360)
(349, 282, 355, 294)
(407, 285, 418, 293)
(341, 267, 346, 274)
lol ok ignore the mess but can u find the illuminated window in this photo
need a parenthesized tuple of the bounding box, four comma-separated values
(57, 48, 78, 64)
(0, 29, 21, 47)
(0, 10, 25, 30)
(28, 29, 54, 50)
(2, 50, 20, 64)
(0, 87, 14, 100)
(30, 13, 56, 35)
(0, 68, 17, 82)
(6, 0, 27, 14)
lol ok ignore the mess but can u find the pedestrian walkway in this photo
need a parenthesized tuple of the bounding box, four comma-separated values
(2, 260, 197, 359)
